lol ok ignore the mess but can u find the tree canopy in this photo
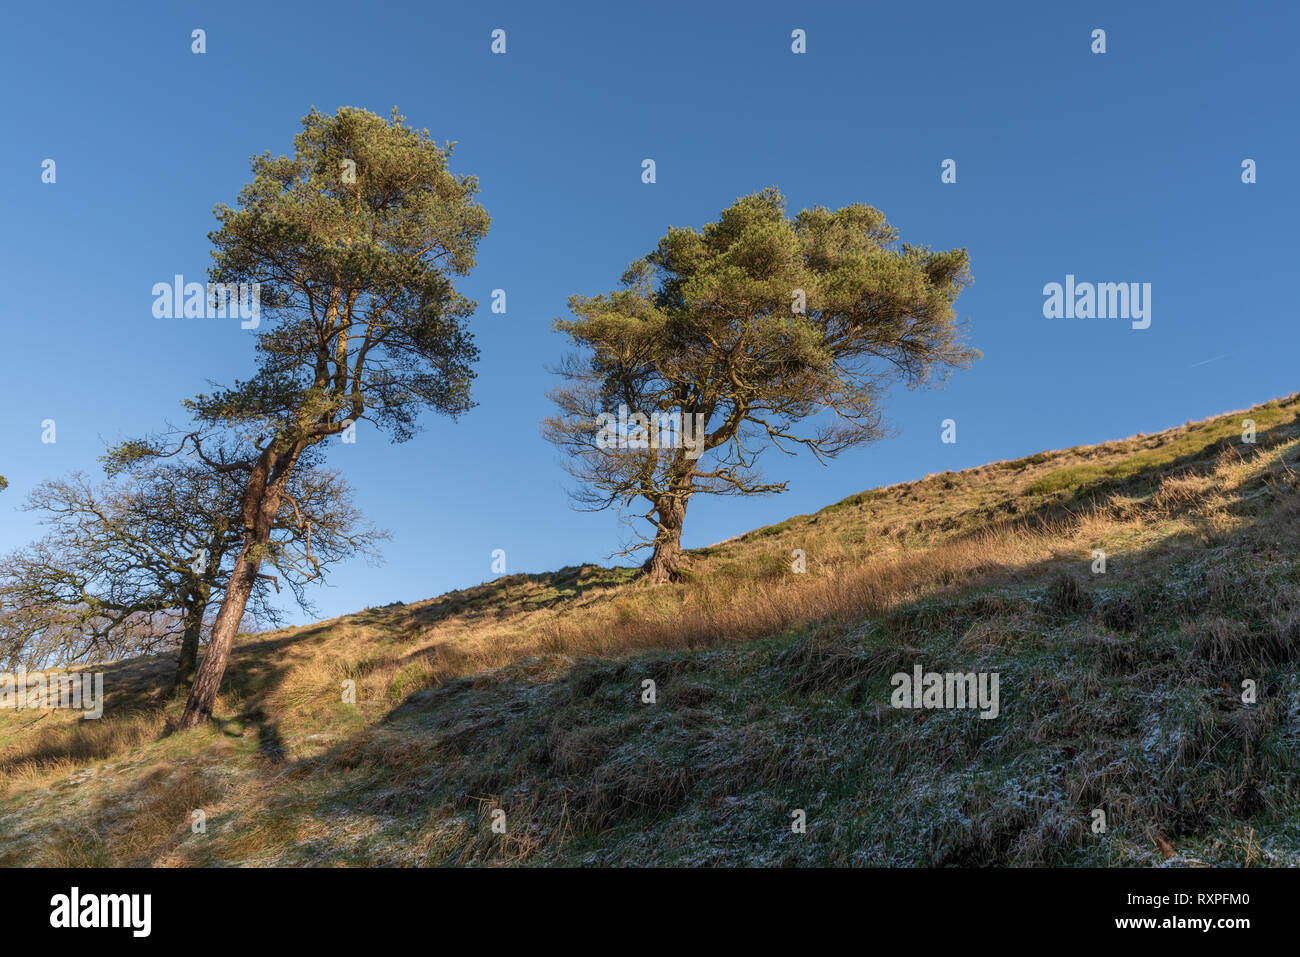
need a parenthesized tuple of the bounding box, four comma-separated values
(544, 188, 977, 581)
(153, 105, 490, 728)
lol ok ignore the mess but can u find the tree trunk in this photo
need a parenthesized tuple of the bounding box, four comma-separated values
(177, 444, 300, 730)
(174, 592, 204, 692)
(177, 551, 255, 728)
(642, 498, 687, 584)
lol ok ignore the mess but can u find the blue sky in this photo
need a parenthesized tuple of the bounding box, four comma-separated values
(2, 0, 1296, 624)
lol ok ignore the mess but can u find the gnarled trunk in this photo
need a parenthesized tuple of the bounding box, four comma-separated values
(173, 590, 205, 692)
(642, 497, 687, 584)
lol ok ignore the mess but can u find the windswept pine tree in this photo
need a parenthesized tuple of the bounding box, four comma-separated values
(544, 188, 978, 581)
(116, 106, 489, 728)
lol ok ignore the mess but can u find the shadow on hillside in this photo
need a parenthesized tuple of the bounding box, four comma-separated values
(0, 626, 317, 775)
(0, 650, 176, 753)
(0, 658, 172, 777)
(16, 411, 1300, 863)
(0, 564, 641, 779)
(291, 470, 1299, 861)
(95, 452, 1300, 862)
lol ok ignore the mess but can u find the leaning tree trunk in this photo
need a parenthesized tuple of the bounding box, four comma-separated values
(177, 550, 256, 728)
(178, 445, 299, 730)
(643, 497, 687, 584)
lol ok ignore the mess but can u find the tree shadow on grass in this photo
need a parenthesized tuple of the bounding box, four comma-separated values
(14, 406, 1300, 864)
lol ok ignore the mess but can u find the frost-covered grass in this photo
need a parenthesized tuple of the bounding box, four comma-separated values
(2, 393, 1298, 866)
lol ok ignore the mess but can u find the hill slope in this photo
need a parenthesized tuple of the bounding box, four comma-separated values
(3, 394, 1299, 866)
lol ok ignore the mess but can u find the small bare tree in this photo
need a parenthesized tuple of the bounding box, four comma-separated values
(0, 448, 382, 689)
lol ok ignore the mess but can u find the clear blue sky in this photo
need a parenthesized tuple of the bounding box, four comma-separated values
(2, 0, 1296, 625)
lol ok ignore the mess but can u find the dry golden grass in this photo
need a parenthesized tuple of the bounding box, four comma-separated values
(220, 392, 1300, 736)
(0, 708, 169, 795)
(1, 392, 1297, 867)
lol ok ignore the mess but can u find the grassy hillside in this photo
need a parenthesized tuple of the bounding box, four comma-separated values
(3, 394, 1299, 867)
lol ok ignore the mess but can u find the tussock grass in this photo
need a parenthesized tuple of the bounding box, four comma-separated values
(2, 393, 1299, 866)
